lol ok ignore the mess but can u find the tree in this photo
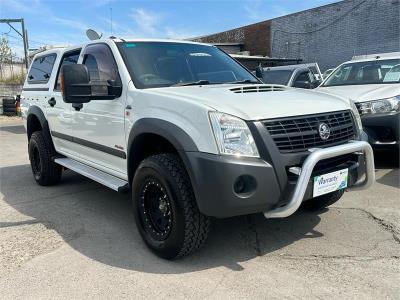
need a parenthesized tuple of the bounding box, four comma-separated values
(0, 37, 25, 83)
(0, 36, 12, 64)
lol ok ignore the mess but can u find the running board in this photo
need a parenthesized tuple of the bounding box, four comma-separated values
(54, 158, 129, 192)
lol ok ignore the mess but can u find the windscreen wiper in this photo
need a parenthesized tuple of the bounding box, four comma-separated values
(227, 79, 261, 84)
(172, 80, 210, 87)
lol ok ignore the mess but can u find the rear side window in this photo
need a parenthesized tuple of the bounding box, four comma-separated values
(27, 54, 57, 83)
(54, 50, 81, 90)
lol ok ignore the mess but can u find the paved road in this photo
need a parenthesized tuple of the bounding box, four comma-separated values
(0, 120, 399, 299)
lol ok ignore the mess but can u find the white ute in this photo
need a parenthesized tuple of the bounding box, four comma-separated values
(317, 54, 400, 151)
(21, 38, 375, 259)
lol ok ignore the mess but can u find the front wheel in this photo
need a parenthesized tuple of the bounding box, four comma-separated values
(132, 154, 210, 259)
(301, 190, 345, 211)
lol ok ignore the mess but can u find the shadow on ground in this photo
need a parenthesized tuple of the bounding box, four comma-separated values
(1, 164, 325, 273)
(374, 150, 399, 189)
(374, 149, 399, 169)
(0, 125, 26, 135)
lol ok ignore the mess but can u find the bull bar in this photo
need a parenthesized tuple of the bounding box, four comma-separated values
(264, 140, 375, 218)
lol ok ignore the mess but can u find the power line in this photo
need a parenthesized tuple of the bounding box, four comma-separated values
(0, 18, 29, 68)
(271, 0, 368, 55)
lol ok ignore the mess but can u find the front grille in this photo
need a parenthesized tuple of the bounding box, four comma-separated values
(262, 110, 356, 153)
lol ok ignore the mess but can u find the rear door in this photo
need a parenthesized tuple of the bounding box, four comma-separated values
(47, 49, 81, 157)
(71, 43, 127, 178)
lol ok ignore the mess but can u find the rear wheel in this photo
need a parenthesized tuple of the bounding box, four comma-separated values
(301, 190, 345, 211)
(132, 153, 210, 259)
(28, 131, 62, 186)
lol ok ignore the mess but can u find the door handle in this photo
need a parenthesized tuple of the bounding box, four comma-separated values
(48, 97, 56, 107)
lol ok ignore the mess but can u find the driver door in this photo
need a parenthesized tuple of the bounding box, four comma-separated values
(71, 43, 127, 178)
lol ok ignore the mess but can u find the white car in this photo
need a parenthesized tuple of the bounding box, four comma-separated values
(21, 38, 374, 259)
(317, 55, 400, 151)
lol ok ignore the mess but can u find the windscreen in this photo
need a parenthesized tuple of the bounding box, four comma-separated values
(117, 42, 258, 88)
(323, 59, 400, 86)
(262, 70, 292, 85)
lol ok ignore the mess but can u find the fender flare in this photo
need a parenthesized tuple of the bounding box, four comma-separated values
(127, 118, 199, 183)
(27, 105, 46, 127)
(26, 106, 54, 148)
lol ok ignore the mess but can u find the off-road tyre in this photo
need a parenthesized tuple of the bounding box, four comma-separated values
(301, 189, 345, 211)
(28, 131, 62, 186)
(132, 153, 210, 259)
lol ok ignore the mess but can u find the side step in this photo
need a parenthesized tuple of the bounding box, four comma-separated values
(54, 158, 129, 192)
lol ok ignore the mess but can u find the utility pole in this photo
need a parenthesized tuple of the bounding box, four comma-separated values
(0, 18, 30, 68)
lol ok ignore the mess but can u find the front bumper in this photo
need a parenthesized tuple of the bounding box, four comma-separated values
(186, 141, 374, 219)
(185, 112, 375, 218)
(361, 112, 399, 149)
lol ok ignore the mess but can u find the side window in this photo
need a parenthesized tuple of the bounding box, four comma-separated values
(54, 50, 81, 91)
(27, 54, 57, 83)
(294, 71, 310, 84)
(82, 44, 121, 83)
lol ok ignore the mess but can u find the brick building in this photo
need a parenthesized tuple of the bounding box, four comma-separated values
(192, 0, 400, 71)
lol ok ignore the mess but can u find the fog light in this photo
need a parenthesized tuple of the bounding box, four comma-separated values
(233, 175, 257, 197)
(234, 178, 246, 194)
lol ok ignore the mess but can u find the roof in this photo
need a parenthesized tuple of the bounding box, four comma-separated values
(31, 47, 66, 58)
(29, 45, 68, 57)
(352, 52, 400, 61)
(109, 37, 213, 46)
(342, 55, 400, 65)
(30, 38, 215, 59)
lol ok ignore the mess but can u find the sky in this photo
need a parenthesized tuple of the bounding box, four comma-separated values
(1, 0, 338, 58)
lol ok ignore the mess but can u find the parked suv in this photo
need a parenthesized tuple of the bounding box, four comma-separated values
(318, 55, 400, 151)
(21, 39, 375, 259)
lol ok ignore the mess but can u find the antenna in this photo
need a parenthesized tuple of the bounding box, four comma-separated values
(86, 29, 102, 40)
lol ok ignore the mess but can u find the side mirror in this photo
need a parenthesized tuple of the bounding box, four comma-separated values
(61, 64, 122, 104)
(293, 80, 312, 89)
(255, 66, 264, 79)
(61, 64, 91, 103)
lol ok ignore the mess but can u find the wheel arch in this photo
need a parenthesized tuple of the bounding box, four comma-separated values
(26, 106, 55, 150)
(127, 118, 199, 186)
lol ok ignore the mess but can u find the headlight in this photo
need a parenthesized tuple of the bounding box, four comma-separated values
(358, 96, 400, 115)
(349, 99, 363, 132)
(209, 112, 259, 157)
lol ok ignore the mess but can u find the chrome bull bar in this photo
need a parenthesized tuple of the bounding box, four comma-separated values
(264, 140, 375, 219)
